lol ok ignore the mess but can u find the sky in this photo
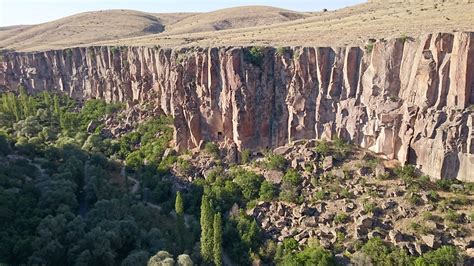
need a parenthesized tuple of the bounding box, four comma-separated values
(0, 0, 365, 27)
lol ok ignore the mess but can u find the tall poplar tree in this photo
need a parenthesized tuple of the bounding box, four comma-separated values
(213, 213, 223, 266)
(175, 191, 185, 252)
(200, 195, 213, 262)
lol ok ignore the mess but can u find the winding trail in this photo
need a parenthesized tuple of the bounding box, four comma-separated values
(121, 166, 161, 211)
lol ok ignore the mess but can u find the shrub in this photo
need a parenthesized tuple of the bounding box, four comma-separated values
(233, 168, 263, 201)
(415, 246, 462, 266)
(365, 43, 374, 54)
(340, 188, 353, 199)
(175, 52, 188, 65)
(259, 181, 277, 201)
(293, 245, 335, 265)
(410, 222, 433, 235)
(304, 163, 314, 173)
(246, 46, 265, 66)
(315, 140, 330, 156)
(275, 47, 288, 56)
(65, 48, 73, 58)
(407, 192, 422, 205)
(314, 190, 327, 201)
(241, 149, 251, 164)
(263, 154, 287, 171)
(389, 95, 399, 102)
(110, 46, 121, 56)
(282, 169, 301, 187)
(444, 210, 462, 223)
(279, 187, 303, 204)
(427, 190, 440, 202)
(435, 179, 453, 191)
(422, 211, 434, 221)
(204, 142, 219, 157)
(395, 164, 416, 178)
(177, 157, 193, 176)
(363, 201, 376, 214)
(360, 237, 390, 265)
(333, 137, 351, 159)
(334, 213, 349, 224)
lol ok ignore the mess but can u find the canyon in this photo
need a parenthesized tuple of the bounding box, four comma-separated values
(0, 32, 473, 182)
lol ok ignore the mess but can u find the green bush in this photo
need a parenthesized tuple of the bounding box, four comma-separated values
(314, 190, 328, 201)
(259, 181, 277, 201)
(340, 188, 353, 199)
(263, 154, 287, 170)
(177, 158, 193, 175)
(365, 43, 374, 54)
(204, 142, 219, 157)
(315, 140, 330, 156)
(415, 246, 462, 266)
(444, 210, 462, 223)
(334, 213, 349, 224)
(276, 240, 336, 266)
(282, 169, 301, 187)
(275, 47, 288, 57)
(110, 46, 121, 56)
(363, 201, 376, 214)
(410, 222, 433, 235)
(279, 188, 303, 204)
(246, 46, 265, 66)
(436, 179, 454, 191)
(232, 168, 263, 201)
(333, 137, 351, 159)
(241, 149, 251, 164)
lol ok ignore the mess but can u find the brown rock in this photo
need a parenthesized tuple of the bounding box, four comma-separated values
(420, 234, 440, 249)
(2, 33, 473, 182)
(264, 170, 284, 184)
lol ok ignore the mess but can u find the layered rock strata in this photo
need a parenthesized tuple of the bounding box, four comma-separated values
(0, 32, 473, 181)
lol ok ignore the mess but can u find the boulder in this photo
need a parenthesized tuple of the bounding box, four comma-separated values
(274, 146, 291, 155)
(356, 215, 373, 231)
(375, 164, 387, 177)
(264, 170, 284, 184)
(302, 216, 318, 227)
(420, 234, 440, 249)
(389, 230, 404, 244)
(323, 156, 334, 171)
(415, 243, 430, 255)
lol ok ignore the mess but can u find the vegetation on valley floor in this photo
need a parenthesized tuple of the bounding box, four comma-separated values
(0, 89, 471, 265)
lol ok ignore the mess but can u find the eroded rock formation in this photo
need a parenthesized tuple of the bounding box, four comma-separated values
(0, 32, 473, 182)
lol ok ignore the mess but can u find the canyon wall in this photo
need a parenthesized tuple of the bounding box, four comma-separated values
(0, 32, 473, 182)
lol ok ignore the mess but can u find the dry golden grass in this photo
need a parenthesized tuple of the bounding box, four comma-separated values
(0, 9, 195, 51)
(163, 6, 310, 35)
(1, 1, 473, 52)
(99, 1, 474, 49)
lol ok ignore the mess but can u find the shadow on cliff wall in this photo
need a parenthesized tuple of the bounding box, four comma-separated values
(441, 152, 460, 180)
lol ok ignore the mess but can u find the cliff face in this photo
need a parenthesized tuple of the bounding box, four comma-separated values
(0, 32, 473, 182)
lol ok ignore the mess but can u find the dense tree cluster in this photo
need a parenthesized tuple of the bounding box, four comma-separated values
(0, 90, 467, 266)
(0, 90, 190, 265)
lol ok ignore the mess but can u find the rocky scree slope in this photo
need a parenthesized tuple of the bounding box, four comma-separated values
(0, 32, 473, 182)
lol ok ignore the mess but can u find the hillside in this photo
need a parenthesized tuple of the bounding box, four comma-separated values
(163, 6, 310, 35)
(104, 1, 473, 48)
(0, 6, 310, 52)
(2, 1, 472, 52)
(0, 9, 195, 51)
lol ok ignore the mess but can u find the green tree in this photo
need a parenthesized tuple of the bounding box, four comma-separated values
(213, 213, 223, 266)
(233, 168, 263, 201)
(200, 195, 214, 262)
(175, 192, 185, 252)
(259, 181, 277, 201)
(283, 169, 301, 186)
(415, 246, 462, 266)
